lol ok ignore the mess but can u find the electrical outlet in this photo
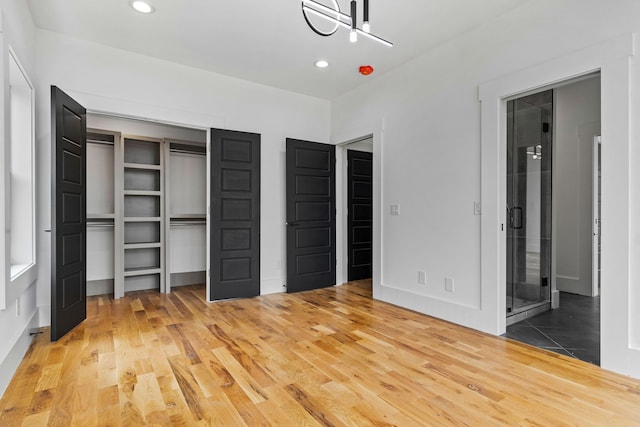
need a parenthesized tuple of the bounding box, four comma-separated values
(473, 201, 481, 215)
(418, 271, 426, 285)
(445, 277, 454, 292)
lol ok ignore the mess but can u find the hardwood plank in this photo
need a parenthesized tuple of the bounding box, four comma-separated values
(20, 410, 51, 427)
(284, 383, 347, 427)
(1, 280, 640, 426)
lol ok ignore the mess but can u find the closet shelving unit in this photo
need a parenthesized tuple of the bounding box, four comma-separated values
(86, 129, 120, 297)
(164, 139, 207, 292)
(118, 135, 165, 297)
(85, 116, 207, 299)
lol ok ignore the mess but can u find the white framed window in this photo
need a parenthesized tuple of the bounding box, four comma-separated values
(8, 47, 35, 281)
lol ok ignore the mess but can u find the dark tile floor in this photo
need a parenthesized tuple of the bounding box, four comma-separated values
(504, 292, 600, 365)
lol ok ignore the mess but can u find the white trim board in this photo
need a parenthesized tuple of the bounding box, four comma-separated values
(0, 308, 38, 398)
(331, 120, 383, 296)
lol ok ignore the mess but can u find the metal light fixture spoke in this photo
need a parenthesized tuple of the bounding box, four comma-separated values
(301, 0, 392, 47)
(363, 0, 370, 33)
(350, 0, 357, 42)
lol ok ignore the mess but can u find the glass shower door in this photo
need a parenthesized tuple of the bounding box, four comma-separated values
(507, 91, 552, 316)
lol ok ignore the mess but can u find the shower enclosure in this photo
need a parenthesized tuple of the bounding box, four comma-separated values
(506, 90, 552, 321)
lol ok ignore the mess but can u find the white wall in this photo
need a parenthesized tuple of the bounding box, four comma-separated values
(332, 0, 640, 378)
(0, 0, 39, 398)
(34, 30, 330, 323)
(554, 77, 601, 296)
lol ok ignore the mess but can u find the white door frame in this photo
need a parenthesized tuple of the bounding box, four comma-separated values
(592, 135, 601, 297)
(332, 121, 383, 293)
(478, 34, 634, 375)
(336, 135, 373, 285)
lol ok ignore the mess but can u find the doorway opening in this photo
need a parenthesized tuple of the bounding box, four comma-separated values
(505, 74, 601, 365)
(339, 136, 373, 287)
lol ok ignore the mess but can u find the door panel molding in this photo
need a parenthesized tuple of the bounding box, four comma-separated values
(51, 86, 87, 341)
(210, 128, 260, 300)
(347, 150, 372, 281)
(286, 138, 336, 292)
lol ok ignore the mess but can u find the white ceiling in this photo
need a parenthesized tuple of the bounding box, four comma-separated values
(26, 0, 529, 100)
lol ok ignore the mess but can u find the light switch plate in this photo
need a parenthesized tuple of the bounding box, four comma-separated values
(418, 271, 426, 285)
(390, 204, 399, 216)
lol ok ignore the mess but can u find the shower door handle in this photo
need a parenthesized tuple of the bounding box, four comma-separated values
(513, 207, 523, 229)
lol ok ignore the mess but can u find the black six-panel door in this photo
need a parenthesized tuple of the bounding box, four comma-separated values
(286, 138, 336, 293)
(210, 128, 261, 300)
(347, 150, 373, 281)
(51, 86, 87, 341)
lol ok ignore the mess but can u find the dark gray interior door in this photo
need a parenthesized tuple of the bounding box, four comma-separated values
(286, 138, 336, 293)
(347, 150, 372, 281)
(210, 128, 261, 300)
(51, 86, 87, 341)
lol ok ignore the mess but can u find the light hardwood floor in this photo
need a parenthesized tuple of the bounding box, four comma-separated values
(1, 280, 639, 426)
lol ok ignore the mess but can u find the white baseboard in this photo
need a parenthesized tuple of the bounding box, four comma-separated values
(88, 279, 114, 296)
(39, 305, 51, 328)
(170, 271, 206, 288)
(260, 276, 286, 295)
(556, 276, 593, 296)
(551, 290, 560, 309)
(0, 309, 39, 399)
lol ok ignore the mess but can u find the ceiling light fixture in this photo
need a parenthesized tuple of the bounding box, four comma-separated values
(131, 1, 154, 14)
(349, 1, 357, 43)
(301, 0, 392, 47)
(315, 59, 329, 68)
(363, 0, 370, 33)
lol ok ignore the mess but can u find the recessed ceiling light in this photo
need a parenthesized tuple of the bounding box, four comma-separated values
(131, 1, 154, 14)
(315, 60, 329, 68)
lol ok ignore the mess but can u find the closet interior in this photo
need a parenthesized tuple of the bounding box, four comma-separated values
(86, 114, 206, 298)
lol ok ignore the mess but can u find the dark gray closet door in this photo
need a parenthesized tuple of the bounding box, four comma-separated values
(51, 86, 87, 341)
(347, 150, 372, 281)
(210, 128, 261, 300)
(286, 138, 336, 293)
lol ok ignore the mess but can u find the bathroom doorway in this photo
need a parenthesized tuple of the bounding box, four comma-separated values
(505, 75, 602, 365)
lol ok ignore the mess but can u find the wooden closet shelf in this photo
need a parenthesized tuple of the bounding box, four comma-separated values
(124, 242, 162, 250)
(123, 162, 161, 171)
(124, 267, 161, 277)
(124, 190, 161, 196)
(87, 213, 115, 219)
(124, 217, 162, 222)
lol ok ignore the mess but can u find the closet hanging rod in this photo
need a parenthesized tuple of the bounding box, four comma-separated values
(170, 214, 205, 219)
(87, 139, 115, 146)
(87, 222, 114, 227)
(169, 148, 206, 156)
(170, 221, 206, 226)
